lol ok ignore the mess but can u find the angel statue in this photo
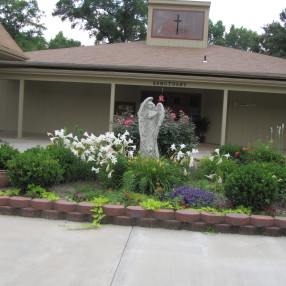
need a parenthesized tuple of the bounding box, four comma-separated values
(138, 97, 165, 158)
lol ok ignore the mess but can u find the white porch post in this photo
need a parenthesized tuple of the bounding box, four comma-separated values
(17, 79, 25, 139)
(220, 89, 228, 145)
(109, 83, 116, 131)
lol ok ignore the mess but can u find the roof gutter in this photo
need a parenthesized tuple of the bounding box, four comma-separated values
(0, 47, 29, 61)
(0, 59, 285, 81)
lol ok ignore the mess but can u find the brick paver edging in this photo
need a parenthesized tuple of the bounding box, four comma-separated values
(1, 196, 286, 237)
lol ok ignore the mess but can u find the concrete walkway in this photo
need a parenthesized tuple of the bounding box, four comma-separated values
(1, 216, 286, 286)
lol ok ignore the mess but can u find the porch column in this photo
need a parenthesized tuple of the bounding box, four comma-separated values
(109, 83, 116, 131)
(17, 79, 25, 139)
(220, 89, 228, 145)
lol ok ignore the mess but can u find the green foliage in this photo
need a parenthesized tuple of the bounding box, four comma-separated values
(139, 199, 173, 210)
(195, 155, 238, 182)
(98, 155, 129, 189)
(0, 188, 21, 196)
(217, 144, 244, 157)
(53, 0, 148, 44)
(0, 141, 19, 170)
(260, 9, 286, 58)
(7, 148, 63, 192)
(48, 31, 81, 49)
(225, 24, 260, 52)
(46, 145, 96, 182)
(121, 156, 187, 195)
(200, 205, 252, 216)
(224, 162, 279, 211)
(158, 110, 198, 155)
(0, 0, 47, 51)
(25, 184, 60, 200)
(208, 19, 226, 45)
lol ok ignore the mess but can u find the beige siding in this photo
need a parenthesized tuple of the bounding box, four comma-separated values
(227, 91, 286, 148)
(22, 81, 110, 135)
(0, 79, 19, 131)
(201, 90, 223, 144)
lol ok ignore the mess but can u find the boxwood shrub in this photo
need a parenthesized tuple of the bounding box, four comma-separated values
(224, 162, 279, 211)
(7, 149, 63, 192)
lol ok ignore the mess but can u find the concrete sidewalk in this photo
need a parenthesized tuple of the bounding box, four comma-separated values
(1, 216, 286, 286)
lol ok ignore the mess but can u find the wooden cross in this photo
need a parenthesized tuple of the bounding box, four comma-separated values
(174, 14, 182, 35)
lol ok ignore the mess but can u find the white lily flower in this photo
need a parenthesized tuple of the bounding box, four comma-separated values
(217, 158, 223, 164)
(83, 132, 89, 137)
(214, 148, 220, 155)
(205, 173, 216, 179)
(177, 151, 184, 161)
(128, 150, 134, 158)
(106, 164, 110, 172)
(47, 132, 53, 137)
(189, 157, 195, 168)
(209, 156, 215, 161)
(217, 176, 223, 184)
(192, 148, 199, 154)
(91, 167, 99, 174)
(110, 156, 117, 164)
(170, 144, 176, 151)
(180, 144, 186, 149)
(87, 156, 95, 162)
(71, 149, 78, 156)
(108, 170, 114, 178)
(223, 153, 230, 159)
(186, 151, 191, 156)
(183, 168, 188, 176)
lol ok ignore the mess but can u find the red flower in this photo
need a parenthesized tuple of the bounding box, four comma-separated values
(235, 152, 240, 157)
(242, 147, 250, 151)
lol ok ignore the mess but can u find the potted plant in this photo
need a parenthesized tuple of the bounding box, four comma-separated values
(0, 141, 19, 187)
(195, 116, 210, 143)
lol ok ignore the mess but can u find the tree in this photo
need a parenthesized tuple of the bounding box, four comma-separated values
(208, 19, 226, 46)
(48, 32, 81, 49)
(53, 0, 148, 44)
(260, 8, 286, 58)
(225, 25, 260, 52)
(0, 0, 47, 51)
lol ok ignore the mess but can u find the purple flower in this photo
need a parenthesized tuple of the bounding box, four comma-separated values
(169, 185, 216, 208)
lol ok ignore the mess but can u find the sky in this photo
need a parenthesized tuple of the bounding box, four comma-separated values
(37, 0, 286, 46)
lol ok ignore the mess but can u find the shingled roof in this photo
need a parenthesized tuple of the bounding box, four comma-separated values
(24, 41, 286, 79)
(0, 24, 29, 61)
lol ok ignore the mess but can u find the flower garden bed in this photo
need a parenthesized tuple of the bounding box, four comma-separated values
(1, 196, 286, 237)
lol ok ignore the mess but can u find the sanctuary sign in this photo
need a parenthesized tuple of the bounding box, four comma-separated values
(153, 81, 187, 87)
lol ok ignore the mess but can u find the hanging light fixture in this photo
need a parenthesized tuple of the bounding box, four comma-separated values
(158, 88, 165, 102)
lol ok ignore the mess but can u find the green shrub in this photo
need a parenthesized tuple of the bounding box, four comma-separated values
(194, 155, 238, 181)
(46, 145, 96, 182)
(120, 156, 187, 195)
(224, 162, 279, 211)
(7, 149, 63, 192)
(217, 144, 243, 157)
(0, 141, 19, 170)
(97, 155, 129, 190)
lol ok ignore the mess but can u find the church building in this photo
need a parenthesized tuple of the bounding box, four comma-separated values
(0, 0, 285, 148)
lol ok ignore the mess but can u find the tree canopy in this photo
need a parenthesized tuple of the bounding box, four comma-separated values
(260, 8, 286, 58)
(0, 0, 47, 51)
(48, 31, 81, 49)
(52, 0, 148, 44)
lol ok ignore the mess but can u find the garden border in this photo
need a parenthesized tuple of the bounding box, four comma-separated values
(1, 196, 286, 237)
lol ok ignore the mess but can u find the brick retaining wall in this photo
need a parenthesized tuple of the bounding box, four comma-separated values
(1, 196, 286, 237)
